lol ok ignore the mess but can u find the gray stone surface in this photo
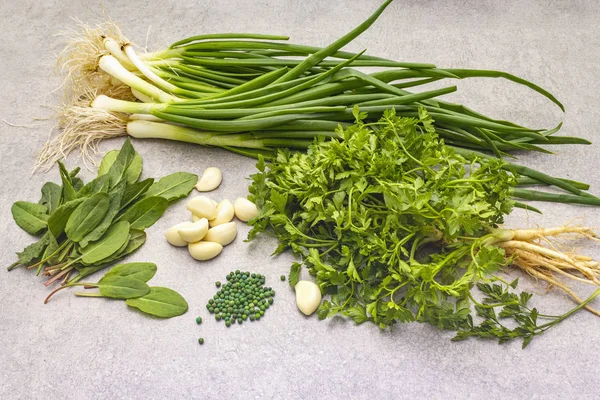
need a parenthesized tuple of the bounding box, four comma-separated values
(1, 1, 599, 399)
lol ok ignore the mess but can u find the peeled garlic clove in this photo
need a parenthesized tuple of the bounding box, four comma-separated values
(234, 198, 259, 222)
(210, 199, 235, 227)
(192, 213, 201, 222)
(188, 241, 223, 261)
(165, 222, 192, 247)
(203, 221, 237, 246)
(195, 167, 222, 192)
(187, 196, 217, 220)
(295, 281, 322, 316)
(178, 218, 209, 242)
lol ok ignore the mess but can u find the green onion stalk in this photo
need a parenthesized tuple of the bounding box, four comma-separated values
(40, 0, 598, 207)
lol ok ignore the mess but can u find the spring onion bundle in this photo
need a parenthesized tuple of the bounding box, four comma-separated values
(39, 0, 600, 207)
(42, 1, 582, 162)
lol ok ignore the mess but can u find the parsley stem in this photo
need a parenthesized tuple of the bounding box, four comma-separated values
(7, 261, 20, 271)
(467, 291, 519, 309)
(536, 288, 600, 331)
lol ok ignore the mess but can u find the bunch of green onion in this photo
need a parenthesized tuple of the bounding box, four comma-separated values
(40, 0, 600, 207)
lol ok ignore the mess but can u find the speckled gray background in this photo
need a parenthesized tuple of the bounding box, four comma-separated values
(1, 1, 599, 399)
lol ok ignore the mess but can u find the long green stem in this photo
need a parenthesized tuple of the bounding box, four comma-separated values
(510, 188, 600, 206)
(7, 261, 20, 271)
(74, 292, 104, 298)
(537, 288, 600, 331)
(274, 0, 391, 84)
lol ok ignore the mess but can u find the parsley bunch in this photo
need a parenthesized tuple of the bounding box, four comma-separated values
(247, 108, 600, 347)
(249, 109, 495, 324)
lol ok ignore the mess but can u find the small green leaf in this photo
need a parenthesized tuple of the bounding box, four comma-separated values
(105, 138, 136, 189)
(91, 229, 147, 267)
(143, 172, 197, 202)
(99, 149, 143, 185)
(104, 262, 157, 282)
(47, 198, 85, 238)
(125, 152, 143, 184)
(80, 221, 130, 265)
(39, 182, 62, 214)
(317, 300, 332, 320)
(11, 201, 48, 235)
(65, 192, 110, 242)
(77, 174, 110, 198)
(97, 150, 119, 177)
(126, 287, 188, 318)
(16, 231, 52, 265)
(117, 196, 168, 230)
(289, 262, 301, 288)
(120, 178, 154, 210)
(58, 161, 76, 202)
(79, 179, 126, 247)
(96, 275, 150, 299)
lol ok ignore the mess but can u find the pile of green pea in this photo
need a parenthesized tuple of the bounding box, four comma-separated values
(205, 270, 275, 327)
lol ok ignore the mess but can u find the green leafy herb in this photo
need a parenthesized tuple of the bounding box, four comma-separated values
(15, 231, 52, 266)
(121, 178, 154, 210)
(39, 182, 62, 214)
(80, 221, 130, 265)
(289, 262, 301, 287)
(65, 192, 110, 242)
(105, 138, 136, 188)
(9, 138, 203, 317)
(58, 161, 77, 202)
(81, 275, 151, 299)
(143, 172, 198, 202)
(126, 287, 189, 318)
(98, 149, 143, 185)
(77, 174, 110, 198)
(79, 179, 126, 247)
(453, 283, 600, 348)
(104, 262, 157, 282)
(117, 196, 168, 230)
(247, 108, 591, 346)
(11, 201, 48, 235)
(47, 198, 85, 238)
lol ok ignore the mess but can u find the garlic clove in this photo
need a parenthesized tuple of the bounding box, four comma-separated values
(178, 218, 209, 242)
(203, 221, 237, 246)
(209, 199, 235, 227)
(295, 281, 322, 316)
(234, 198, 259, 222)
(188, 241, 223, 261)
(195, 167, 222, 192)
(187, 196, 217, 220)
(192, 213, 201, 222)
(165, 222, 192, 247)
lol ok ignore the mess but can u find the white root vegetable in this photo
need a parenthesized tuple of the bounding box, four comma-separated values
(210, 199, 235, 227)
(196, 167, 222, 192)
(234, 198, 259, 222)
(187, 196, 217, 220)
(165, 222, 191, 247)
(177, 218, 209, 243)
(203, 222, 237, 246)
(188, 241, 223, 261)
(492, 225, 600, 315)
(295, 281, 322, 316)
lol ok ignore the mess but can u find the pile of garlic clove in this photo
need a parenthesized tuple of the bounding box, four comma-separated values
(165, 167, 260, 261)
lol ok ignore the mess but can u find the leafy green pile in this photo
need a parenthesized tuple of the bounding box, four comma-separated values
(247, 107, 599, 347)
(8, 139, 197, 286)
(44, 262, 188, 319)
